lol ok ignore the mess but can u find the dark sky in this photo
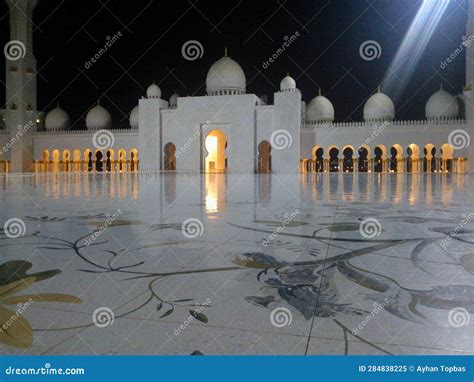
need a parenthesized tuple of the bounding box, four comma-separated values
(0, 0, 469, 129)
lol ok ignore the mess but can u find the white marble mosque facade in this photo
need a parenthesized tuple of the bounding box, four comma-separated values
(0, 0, 473, 174)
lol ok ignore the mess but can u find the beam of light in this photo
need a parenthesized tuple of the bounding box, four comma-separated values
(381, 0, 450, 104)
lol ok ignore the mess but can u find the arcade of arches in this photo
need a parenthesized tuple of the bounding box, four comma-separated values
(35, 148, 139, 173)
(301, 143, 467, 174)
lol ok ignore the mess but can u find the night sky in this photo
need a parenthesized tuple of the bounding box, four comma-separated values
(0, 0, 469, 129)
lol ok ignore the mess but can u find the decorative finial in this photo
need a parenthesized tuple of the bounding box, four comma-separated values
(56, 101, 60, 108)
(224, 47, 228, 57)
(377, 85, 381, 93)
(440, 82, 443, 90)
(97, 99, 100, 106)
(318, 87, 322, 96)
(287, 72, 289, 77)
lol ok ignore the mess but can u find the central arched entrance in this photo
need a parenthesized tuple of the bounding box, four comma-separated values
(204, 130, 227, 172)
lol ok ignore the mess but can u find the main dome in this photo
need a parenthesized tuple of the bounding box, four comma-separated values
(363, 88, 395, 121)
(206, 52, 246, 96)
(425, 88, 459, 120)
(306, 93, 334, 123)
(86, 102, 112, 130)
(45, 105, 70, 130)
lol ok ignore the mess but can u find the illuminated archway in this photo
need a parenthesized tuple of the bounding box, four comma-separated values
(389, 144, 403, 173)
(164, 142, 177, 170)
(41, 150, 50, 172)
(342, 146, 354, 172)
(62, 150, 71, 172)
(130, 148, 138, 171)
(52, 149, 60, 172)
(257, 140, 271, 173)
(205, 130, 227, 172)
(328, 146, 339, 172)
(441, 143, 454, 173)
(406, 143, 420, 173)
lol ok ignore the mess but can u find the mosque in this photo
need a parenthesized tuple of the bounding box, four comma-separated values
(1, 0, 473, 174)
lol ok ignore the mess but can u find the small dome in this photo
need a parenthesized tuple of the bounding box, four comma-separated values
(206, 49, 246, 96)
(169, 92, 179, 108)
(280, 74, 296, 92)
(306, 91, 334, 123)
(130, 105, 139, 128)
(425, 86, 459, 120)
(363, 88, 395, 121)
(45, 105, 70, 130)
(86, 102, 112, 130)
(147, 82, 161, 98)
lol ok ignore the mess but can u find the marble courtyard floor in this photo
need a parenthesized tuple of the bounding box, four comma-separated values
(0, 172, 473, 355)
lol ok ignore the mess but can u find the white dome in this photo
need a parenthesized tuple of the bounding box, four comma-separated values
(86, 103, 112, 130)
(280, 75, 296, 92)
(130, 105, 139, 128)
(45, 105, 70, 130)
(169, 92, 179, 108)
(363, 89, 395, 121)
(206, 52, 246, 96)
(147, 82, 161, 98)
(425, 88, 459, 120)
(306, 94, 334, 122)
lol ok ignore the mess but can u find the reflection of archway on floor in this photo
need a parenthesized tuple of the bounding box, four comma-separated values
(164, 142, 177, 170)
(205, 130, 227, 172)
(257, 140, 271, 173)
